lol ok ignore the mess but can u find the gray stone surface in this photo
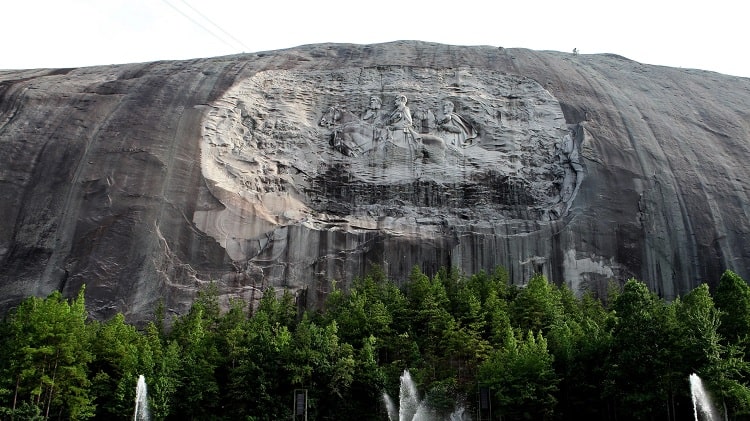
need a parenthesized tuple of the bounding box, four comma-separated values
(1, 42, 749, 322)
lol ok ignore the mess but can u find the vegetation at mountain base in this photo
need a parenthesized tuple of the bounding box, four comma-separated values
(2, 267, 750, 420)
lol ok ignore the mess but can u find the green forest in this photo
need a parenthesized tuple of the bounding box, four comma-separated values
(3, 266, 750, 420)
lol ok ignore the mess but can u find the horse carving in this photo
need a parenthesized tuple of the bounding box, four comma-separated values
(319, 106, 382, 157)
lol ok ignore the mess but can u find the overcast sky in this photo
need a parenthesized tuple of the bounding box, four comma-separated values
(3, 0, 748, 78)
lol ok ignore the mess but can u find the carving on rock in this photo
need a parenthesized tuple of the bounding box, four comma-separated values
(361, 96, 382, 124)
(436, 100, 478, 147)
(544, 124, 585, 220)
(385, 94, 413, 131)
(320, 106, 374, 157)
(320, 94, 466, 164)
(195, 66, 586, 276)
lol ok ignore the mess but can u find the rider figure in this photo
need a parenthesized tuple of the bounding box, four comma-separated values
(436, 100, 478, 147)
(361, 96, 383, 124)
(386, 94, 421, 143)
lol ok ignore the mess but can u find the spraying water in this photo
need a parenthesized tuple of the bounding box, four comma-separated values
(690, 373, 720, 421)
(382, 369, 468, 421)
(383, 392, 398, 421)
(399, 370, 420, 420)
(133, 375, 150, 421)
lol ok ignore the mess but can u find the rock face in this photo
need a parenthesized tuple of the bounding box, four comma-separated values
(1, 42, 749, 322)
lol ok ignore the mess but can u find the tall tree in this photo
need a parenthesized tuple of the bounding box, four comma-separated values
(168, 284, 223, 419)
(285, 315, 356, 420)
(479, 328, 558, 420)
(714, 270, 750, 348)
(678, 284, 722, 374)
(403, 267, 457, 382)
(607, 278, 680, 420)
(510, 273, 562, 335)
(230, 306, 294, 420)
(547, 291, 613, 418)
(323, 282, 392, 346)
(141, 322, 180, 421)
(88, 313, 143, 419)
(682, 283, 750, 419)
(0, 288, 94, 419)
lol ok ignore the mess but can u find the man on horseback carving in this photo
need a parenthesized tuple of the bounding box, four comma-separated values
(385, 94, 421, 145)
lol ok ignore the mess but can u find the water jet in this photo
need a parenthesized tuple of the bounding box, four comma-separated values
(133, 375, 150, 421)
(382, 370, 467, 421)
(690, 373, 720, 421)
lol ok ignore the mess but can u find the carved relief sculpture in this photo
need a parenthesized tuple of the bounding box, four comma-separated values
(196, 66, 585, 267)
(436, 100, 478, 147)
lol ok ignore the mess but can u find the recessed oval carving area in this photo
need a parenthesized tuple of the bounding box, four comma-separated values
(194, 66, 579, 262)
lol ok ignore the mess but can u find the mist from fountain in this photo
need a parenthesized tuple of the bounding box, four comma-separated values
(398, 370, 420, 420)
(133, 374, 150, 421)
(690, 373, 720, 421)
(383, 370, 468, 421)
(384, 392, 398, 421)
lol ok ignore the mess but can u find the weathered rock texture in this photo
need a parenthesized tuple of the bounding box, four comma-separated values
(1, 42, 749, 322)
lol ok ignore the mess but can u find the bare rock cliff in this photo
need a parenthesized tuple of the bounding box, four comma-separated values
(1, 42, 749, 322)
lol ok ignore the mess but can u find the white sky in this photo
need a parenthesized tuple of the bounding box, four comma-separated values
(2, 0, 748, 78)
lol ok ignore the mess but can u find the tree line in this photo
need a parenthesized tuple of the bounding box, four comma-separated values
(2, 266, 750, 420)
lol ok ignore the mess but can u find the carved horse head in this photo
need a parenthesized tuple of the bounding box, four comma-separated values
(319, 106, 342, 128)
(319, 105, 361, 129)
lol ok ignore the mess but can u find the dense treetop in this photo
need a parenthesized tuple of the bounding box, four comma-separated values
(2, 267, 750, 420)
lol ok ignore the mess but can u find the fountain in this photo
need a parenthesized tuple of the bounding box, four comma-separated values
(383, 392, 398, 421)
(690, 373, 720, 421)
(133, 375, 150, 421)
(383, 370, 467, 421)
